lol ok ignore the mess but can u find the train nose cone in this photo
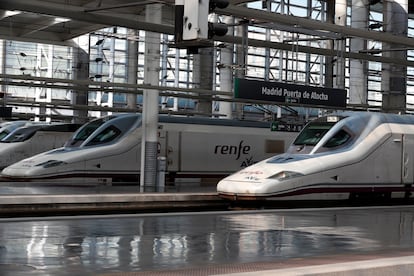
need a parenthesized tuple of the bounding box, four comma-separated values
(217, 177, 265, 194)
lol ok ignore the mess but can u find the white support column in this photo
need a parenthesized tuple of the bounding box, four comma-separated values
(349, 0, 368, 107)
(106, 35, 115, 115)
(35, 45, 53, 122)
(218, 16, 233, 119)
(95, 38, 104, 118)
(173, 49, 180, 111)
(193, 47, 214, 115)
(71, 42, 89, 123)
(277, 0, 285, 83)
(0, 39, 7, 112)
(234, 19, 247, 119)
(160, 33, 169, 110)
(140, 4, 161, 190)
(382, 0, 408, 113)
(334, 0, 347, 89)
(0, 40, 4, 94)
(126, 29, 138, 110)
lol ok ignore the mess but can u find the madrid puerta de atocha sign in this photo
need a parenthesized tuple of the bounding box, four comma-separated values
(234, 78, 347, 108)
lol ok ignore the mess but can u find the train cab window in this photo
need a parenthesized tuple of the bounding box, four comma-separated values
(86, 125, 121, 146)
(67, 119, 107, 147)
(323, 129, 351, 148)
(1, 127, 39, 143)
(0, 130, 10, 140)
(293, 122, 335, 146)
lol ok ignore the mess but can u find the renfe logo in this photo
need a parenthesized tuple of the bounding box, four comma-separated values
(214, 140, 251, 160)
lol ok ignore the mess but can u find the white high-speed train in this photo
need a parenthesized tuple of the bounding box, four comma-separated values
(217, 112, 414, 201)
(0, 123, 81, 169)
(1, 113, 299, 182)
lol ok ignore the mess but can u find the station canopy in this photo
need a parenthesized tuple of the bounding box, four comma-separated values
(0, 0, 253, 46)
(1, 0, 413, 47)
(0, 0, 411, 47)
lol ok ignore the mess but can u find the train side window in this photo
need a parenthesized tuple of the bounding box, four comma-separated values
(265, 140, 285, 153)
(323, 129, 351, 148)
(86, 126, 121, 146)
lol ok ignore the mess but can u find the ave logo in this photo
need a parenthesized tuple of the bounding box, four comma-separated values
(241, 156, 256, 167)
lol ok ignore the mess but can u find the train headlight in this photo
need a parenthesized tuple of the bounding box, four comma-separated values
(269, 171, 304, 181)
(36, 160, 67, 168)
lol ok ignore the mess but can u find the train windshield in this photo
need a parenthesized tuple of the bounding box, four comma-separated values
(0, 121, 27, 140)
(67, 117, 109, 147)
(323, 129, 351, 148)
(0, 129, 10, 140)
(293, 122, 336, 146)
(85, 125, 122, 146)
(65, 114, 141, 148)
(1, 126, 42, 143)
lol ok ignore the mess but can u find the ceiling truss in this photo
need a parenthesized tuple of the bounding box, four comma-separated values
(0, 0, 412, 64)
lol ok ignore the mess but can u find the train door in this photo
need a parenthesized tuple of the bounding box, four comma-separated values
(402, 134, 414, 196)
(158, 129, 180, 173)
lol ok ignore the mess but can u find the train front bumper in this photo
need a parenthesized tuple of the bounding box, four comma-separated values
(217, 178, 294, 200)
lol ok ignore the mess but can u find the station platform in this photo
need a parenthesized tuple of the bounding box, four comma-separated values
(0, 180, 230, 216)
(0, 191, 227, 216)
(1, 185, 414, 275)
(3, 252, 414, 275)
(104, 250, 414, 275)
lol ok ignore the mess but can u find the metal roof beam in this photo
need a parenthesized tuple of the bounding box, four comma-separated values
(0, 26, 77, 46)
(0, 0, 412, 66)
(0, 0, 173, 35)
(217, 35, 414, 67)
(3, 0, 412, 47)
(218, 4, 414, 48)
(17, 17, 59, 37)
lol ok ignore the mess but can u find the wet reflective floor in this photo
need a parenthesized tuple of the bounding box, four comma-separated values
(1, 206, 414, 275)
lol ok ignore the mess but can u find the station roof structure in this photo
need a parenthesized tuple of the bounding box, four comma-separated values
(0, 0, 253, 46)
(0, 0, 169, 46)
(0, 0, 413, 47)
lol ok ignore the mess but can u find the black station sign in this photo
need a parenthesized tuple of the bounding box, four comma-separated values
(234, 78, 347, 108)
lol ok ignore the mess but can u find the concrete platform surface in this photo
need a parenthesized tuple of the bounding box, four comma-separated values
(0, 192, 227, 216)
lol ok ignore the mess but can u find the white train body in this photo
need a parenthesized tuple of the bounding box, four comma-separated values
(217, 112, 414, 201)
(0, 123, 81, 169)
(1, 113, 298, 181)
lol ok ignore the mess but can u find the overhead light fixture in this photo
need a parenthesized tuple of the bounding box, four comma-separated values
(359, 49, 382, 54)
(4, 10, 21, 17)
(360, 47, 411, 54)
(54, 17, 70, 24)
(95, 39, 105, 46)
(369, 23, 382, 29)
